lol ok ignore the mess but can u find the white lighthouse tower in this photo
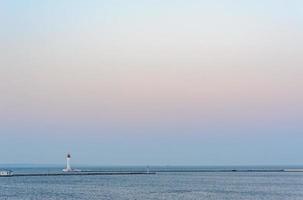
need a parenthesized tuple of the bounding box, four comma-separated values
(63, 153, 72, 172)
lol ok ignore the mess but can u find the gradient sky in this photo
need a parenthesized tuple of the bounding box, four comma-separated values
(0, 0, 303, 166)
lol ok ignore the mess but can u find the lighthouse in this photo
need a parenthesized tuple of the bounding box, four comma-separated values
(63, 153, 72, 172)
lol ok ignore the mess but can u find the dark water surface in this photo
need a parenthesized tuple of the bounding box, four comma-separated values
(1, 167, 303, 200)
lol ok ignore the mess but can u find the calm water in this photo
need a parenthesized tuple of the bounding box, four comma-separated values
(1, 167, 303, 200)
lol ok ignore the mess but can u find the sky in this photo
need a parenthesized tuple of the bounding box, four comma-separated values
(0, 0, 303, 166)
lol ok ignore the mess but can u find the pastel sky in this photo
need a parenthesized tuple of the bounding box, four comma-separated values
(0, 0, 303, 166)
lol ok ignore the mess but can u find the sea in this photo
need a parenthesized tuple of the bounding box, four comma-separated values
(1, 166, 303, 200)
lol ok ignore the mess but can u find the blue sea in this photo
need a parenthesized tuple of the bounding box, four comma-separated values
(1, 166, 303, 200)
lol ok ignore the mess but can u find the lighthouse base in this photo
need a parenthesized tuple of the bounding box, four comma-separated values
(63, 168, 81, 172)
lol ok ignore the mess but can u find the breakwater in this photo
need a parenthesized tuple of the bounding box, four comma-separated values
(2, 168, 303, 177)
